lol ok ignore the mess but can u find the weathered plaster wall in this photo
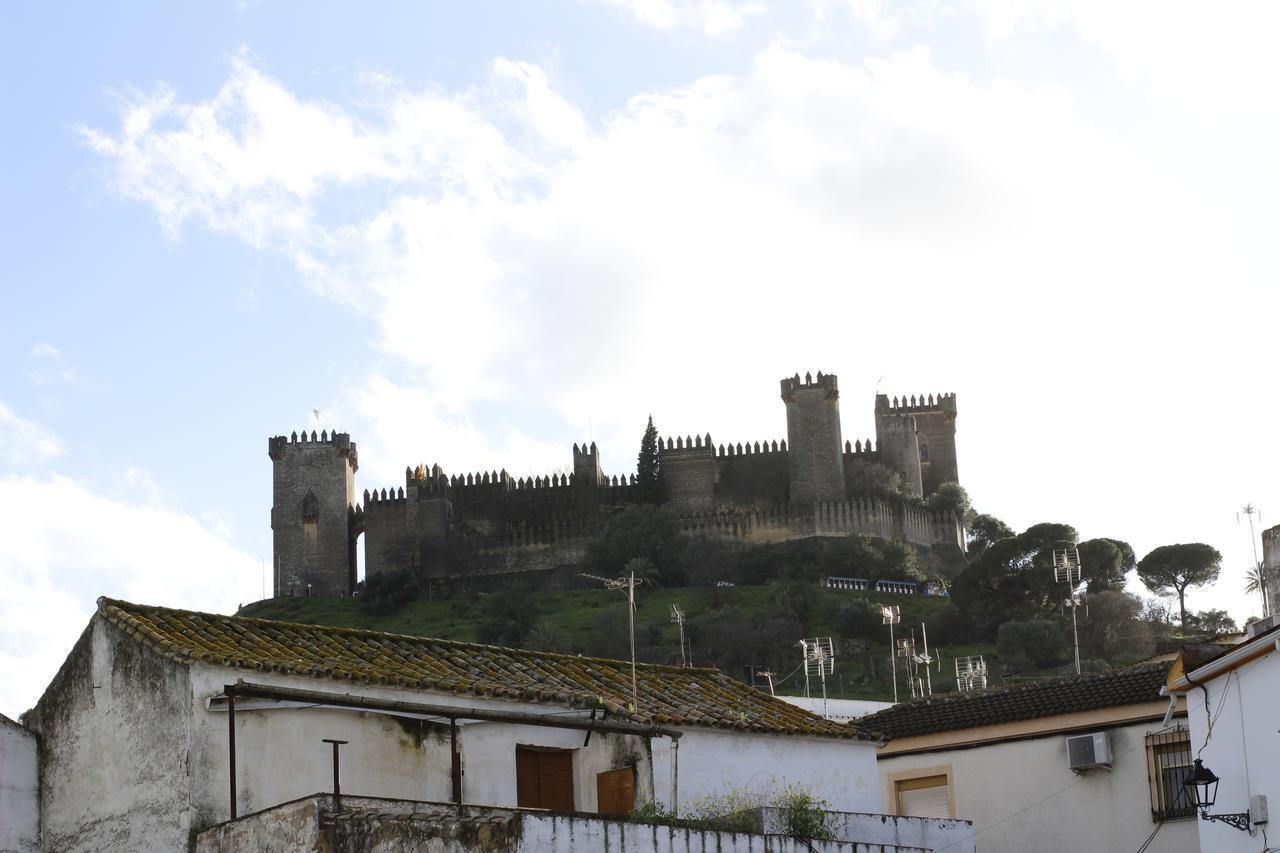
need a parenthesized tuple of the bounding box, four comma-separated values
(195, 795, 929, 853)
(1184, 645, 1280, 853)
(650, 728, 879, 816)
(758, 808, 974, 853)
(0, 713, 39, 853)
(25, 618, 195, 853)
(185, 665, 655, 828)
(877, 720, 1198, 853)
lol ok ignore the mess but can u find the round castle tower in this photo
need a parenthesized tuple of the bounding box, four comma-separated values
(781, 372, 846, 505)
(268, 431, 358, 597)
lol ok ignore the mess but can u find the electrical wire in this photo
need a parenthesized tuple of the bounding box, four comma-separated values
(1133, 821, 1162, 853)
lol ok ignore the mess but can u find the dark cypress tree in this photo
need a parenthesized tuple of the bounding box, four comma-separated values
(637, 415, 661, 503)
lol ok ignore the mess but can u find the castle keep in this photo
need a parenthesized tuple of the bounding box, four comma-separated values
(269, 373, 962, 597)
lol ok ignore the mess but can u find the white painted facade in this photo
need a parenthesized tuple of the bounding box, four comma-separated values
(1179, 631, 1280, 853)
(29, 615, 883, 852)
(778, 696, 894, 722)
(877, 720, 1200, 853)
(0, 713, 39, 853)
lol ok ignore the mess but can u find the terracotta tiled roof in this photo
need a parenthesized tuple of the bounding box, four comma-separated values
(859, 662, 1173, 741)
(97, 598, 866, 739)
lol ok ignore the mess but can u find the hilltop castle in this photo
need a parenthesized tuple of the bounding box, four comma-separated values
(269, 372, 964, 597)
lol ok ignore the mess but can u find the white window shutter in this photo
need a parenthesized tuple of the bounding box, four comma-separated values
(899, 782, 950, 818)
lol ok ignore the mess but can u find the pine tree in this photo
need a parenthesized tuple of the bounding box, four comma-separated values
(636, 415, 661, 503)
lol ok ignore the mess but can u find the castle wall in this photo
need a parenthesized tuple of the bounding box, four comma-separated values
(269, 431, 358, 597)
(873, 412, 923, 498)
(714, 440, 789, 508)
(659, 436, 716, 513)
(876, 394, 957, 496)
(782, 373, 846, 505)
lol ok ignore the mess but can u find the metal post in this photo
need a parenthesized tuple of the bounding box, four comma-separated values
(671, 737, 679, 817)
(450, 719, 462, 806)
(628, 567, 638, 709)
(922, 623, 933, 697)
(1071, 601, 1081, 676)
(322, 739, 348, 812)
(889, 621, 898, 704)
(226, 687, 237, 820)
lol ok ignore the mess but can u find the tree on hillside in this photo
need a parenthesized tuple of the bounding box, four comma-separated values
(1183, 608, 1238, 639)
(1078, 538, 1135, 592)
(966, 514, 1014, 558)
(1137, 543, 1222, 633)
(586, 505, 683, 584)
(636, 415, 661, 503)
(950, 521, 1078, 633)
(927, 482, 974, 526)
(1078, 590, 1154, 660)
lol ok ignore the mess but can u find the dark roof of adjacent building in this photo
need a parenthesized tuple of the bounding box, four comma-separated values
(860, 662, 1173, 741)
(97, 598, 867, 740)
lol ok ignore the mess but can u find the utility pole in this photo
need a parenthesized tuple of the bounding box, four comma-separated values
(882, 605, 901, 703)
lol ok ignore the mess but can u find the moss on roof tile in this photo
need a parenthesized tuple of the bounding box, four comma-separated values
(97, 598, 868, 740)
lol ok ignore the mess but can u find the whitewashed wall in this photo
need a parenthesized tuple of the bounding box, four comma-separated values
(650, 727, 879, 816)
(185, 663, 657, 826)
(877, 721, 1199, 853)
(0, 713, 39, 853)
(1185, 643, 1280, 853)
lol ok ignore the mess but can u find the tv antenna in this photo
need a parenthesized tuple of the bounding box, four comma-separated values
(670, 603, 689, 667)
(581, 569, 643, 709)
(911, 624, 934, 698)
(798, 637, 835, 718)
(882, 605, 901, 703)
(1053, 547, 1085, 675)
(955, 655, 988, 692)
(756, 670, 776, 697)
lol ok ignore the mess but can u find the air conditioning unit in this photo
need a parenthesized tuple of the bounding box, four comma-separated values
(1066, 732, 1112, 771)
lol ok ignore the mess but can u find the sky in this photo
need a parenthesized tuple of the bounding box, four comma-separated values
(2, 1, 1278, 719)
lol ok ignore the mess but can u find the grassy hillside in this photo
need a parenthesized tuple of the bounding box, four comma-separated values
(240, 585, 995, 702)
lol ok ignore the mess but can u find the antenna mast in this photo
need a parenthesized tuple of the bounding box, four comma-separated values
(1053, 548, 1085, 676)
(882, 605, 901, 704)
(670, 603, 688, 667)
(581, 569, 643, 709)
(799, 638, 835, 718)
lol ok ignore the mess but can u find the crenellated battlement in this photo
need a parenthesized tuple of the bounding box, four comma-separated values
(843, 438, 877, 455)
(714, 439, 786, 459)
(875, 392, 957, 415)
(268, 429, 358, 472)
(658, 434, 715, 454)
(779, 370, 838, 401)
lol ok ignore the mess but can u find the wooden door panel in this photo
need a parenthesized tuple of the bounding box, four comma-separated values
(596, 767, 635, 816)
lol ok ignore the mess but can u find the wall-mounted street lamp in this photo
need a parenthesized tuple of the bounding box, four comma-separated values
(1182, 759, 1259, 833)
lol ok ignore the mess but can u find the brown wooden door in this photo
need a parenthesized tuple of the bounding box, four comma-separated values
(596, 766, 635, 816)
(515, 747, 575, 811)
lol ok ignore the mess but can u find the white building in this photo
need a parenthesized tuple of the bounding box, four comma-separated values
(20, 597, 970, 853)
(1, 712, 39, 853)
(863, 664, 1200, 853)
(1166, 619, 1280, 852)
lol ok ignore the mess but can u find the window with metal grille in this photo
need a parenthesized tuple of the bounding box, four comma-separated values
(1146, 729, 1195, 821)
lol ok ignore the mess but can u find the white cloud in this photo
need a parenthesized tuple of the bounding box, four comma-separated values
(27, 343, 77, 386)
(83, 42, 1279, 628)
(590, 0, 765, 35)
(0, 473, 261, 718)
(0, 401, 64, 465)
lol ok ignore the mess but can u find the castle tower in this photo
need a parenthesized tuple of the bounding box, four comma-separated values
(873, 408, 923, 497)
(1264, 524, 1280, 619)
(780, 372, 846, 505)
(875, 393, 957, 497)
(269, 430, 359, 597)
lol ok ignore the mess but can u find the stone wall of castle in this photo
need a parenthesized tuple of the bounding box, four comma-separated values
(268, 373, 962, 595)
